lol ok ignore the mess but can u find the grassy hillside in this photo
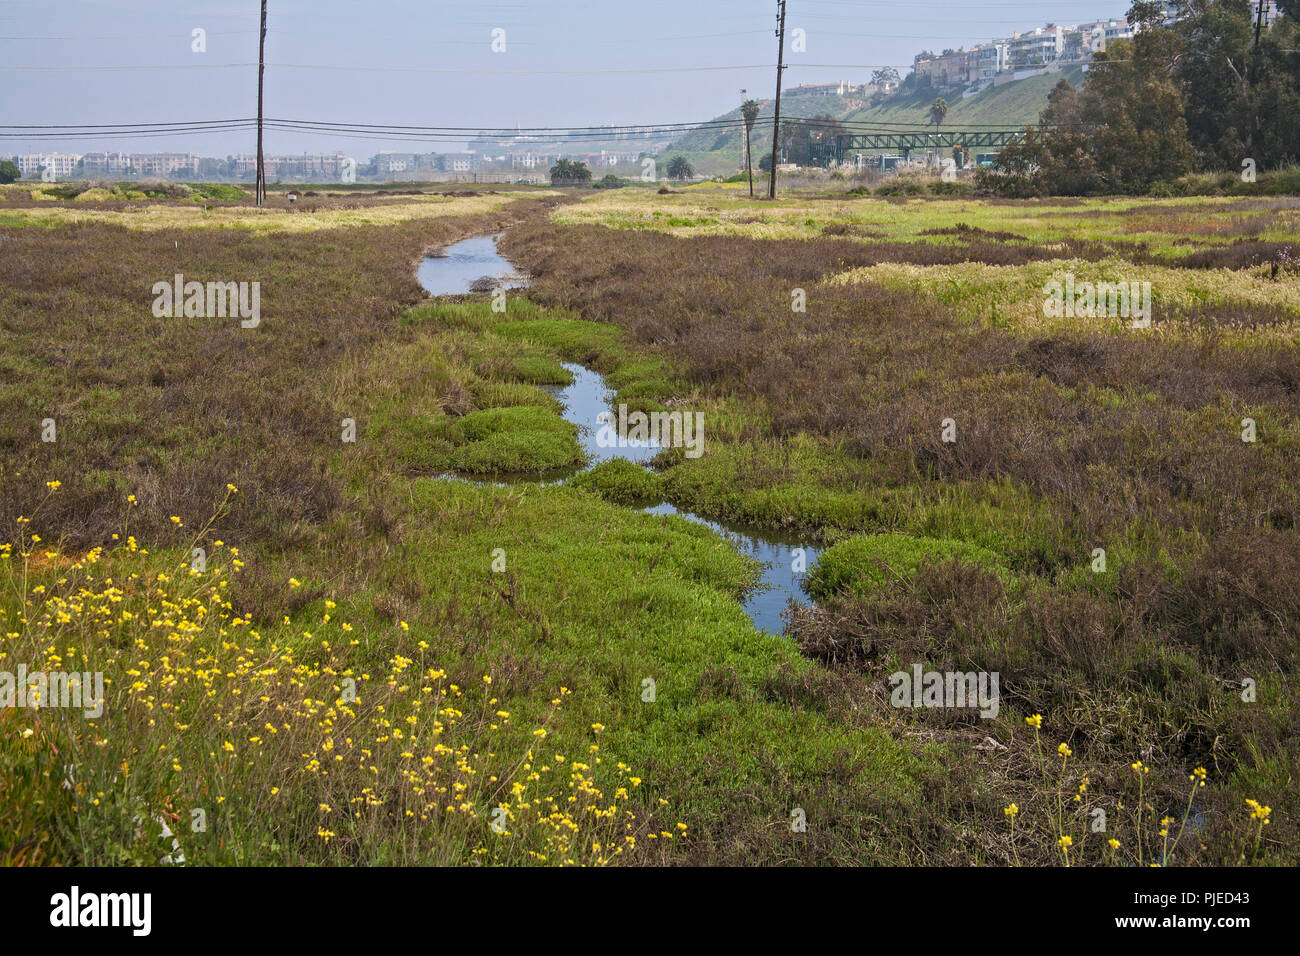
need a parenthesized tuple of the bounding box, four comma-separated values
(844, 66, 1087, 129)
(664, 66, 1087, 176)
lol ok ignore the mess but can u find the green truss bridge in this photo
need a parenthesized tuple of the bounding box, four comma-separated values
(812, 128, 1028, 165)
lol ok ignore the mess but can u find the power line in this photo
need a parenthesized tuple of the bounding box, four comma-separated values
(0, 63, 262, 71)
(2, 116, 1075, 148)
(0, 31, 256, 41)
(0, 59, 923, 74)
(268, 118, 744, 133)
(0, 112, 1070, 133)
(0, 119, 252, 130)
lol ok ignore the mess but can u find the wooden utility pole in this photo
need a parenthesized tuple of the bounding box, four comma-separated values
(767, 0, 786, 200)
(255, 0, 267, 206)
(1248, 0, 1266, 152)
(741, 89, 753, 199)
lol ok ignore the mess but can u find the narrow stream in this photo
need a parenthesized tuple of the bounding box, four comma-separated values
(419, 236, 819, 635)
(418, 234, 527, 295)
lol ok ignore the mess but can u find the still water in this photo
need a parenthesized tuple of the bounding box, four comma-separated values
(420, 235, 819, 634)
(417, 235, 526, 296)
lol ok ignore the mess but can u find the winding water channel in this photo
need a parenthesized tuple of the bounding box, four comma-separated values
(420, 235, 820, 635)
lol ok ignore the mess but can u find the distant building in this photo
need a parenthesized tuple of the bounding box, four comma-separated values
(1063, 18, 1135, 61)
(901, 4, 1282, 92)
(971, 42, 1009, 81)
(1102, 17, 1138, 45)
(787, 81, 858, 97)
(508, 152, 553, 169)
(441, 152, 481, 173)
(81, 151, 132, 176)
(374, 152, 420, 174)
(15, 151, 197, 180)
(130, 153, 201, 178)
(595, 150, 641, 167)
(1007, 26, 1065, 69)
(913, 50, 974, 89)
(233, 153, 347, 179)
(13, 152, 83, 178)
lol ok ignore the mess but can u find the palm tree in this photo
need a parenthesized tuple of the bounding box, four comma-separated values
(665, 155, 694, 182)
(929, 98, 949, 127)
(741, 98, 761, 198)
(548, 158, 591, 185)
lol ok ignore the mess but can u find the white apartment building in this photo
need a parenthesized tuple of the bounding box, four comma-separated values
(1101, 17, 1138, 44)
(596, 150, 641, 167)
(1049, 18, 1136, 64)
(1007, 26, 1065, 69)
(12, 151, 199, 179)
(13, 152, 83, 178)
(442, 152, 480, 173)
(375, 152, 415, 174)
(234, 153, 348, 178)
(972, 42, 1009, 81)
(909, 5, 1278, 88)
(130, 153, 200, 177)
(509, 152, 552, 169)
(788, 81, 855, 97)
(81, 151, 133, 176)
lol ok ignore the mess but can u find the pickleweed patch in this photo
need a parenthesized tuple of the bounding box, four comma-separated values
(8, 182, 1296, 867)
(805, 532, 1010, 602)
(569, 459, 665, 506)
(151, 273, 261, 328)
(0, 491, 677, 866)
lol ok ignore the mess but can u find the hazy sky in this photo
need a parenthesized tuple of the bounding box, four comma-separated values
(2, 0, 1132, 156)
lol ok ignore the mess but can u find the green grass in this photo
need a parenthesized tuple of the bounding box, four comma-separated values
(396, 476, 924, 846)
(660, 69, 1084, 176)
(554, 188, 1300, 263)
(845, 68, 1088, 131)
(4, 184, 1294, 867)
(569, 458, 665, 505)
(494, 200, 1300, 866)
(451, 429, 581, 474)
(806, 532, 1011, 602)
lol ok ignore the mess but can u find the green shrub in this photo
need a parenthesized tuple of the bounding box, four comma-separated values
(570, 458, 665, 505)
(806, 532, 1008, 602)
(451, 430, 581, 473)
(928, 179, 971, 196)
(470, 380, 557, 410)
(191, 183, 248, 201)
(507, 353, 572, 385)
(456, 405, 572, 441)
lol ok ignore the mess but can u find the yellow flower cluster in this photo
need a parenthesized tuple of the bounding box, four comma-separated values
(1004, 710, 1275, 867)
(1, 488, 680, 866)
(1245, 799, 1271, 824)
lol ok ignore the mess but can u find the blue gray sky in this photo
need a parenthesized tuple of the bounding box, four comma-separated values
(2, 0, 1132, 155)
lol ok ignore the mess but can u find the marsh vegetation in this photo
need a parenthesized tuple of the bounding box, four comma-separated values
(1, 181, 1294, 865)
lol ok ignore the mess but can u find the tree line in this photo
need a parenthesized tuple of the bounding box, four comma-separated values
(981, 0, 1300, 195)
